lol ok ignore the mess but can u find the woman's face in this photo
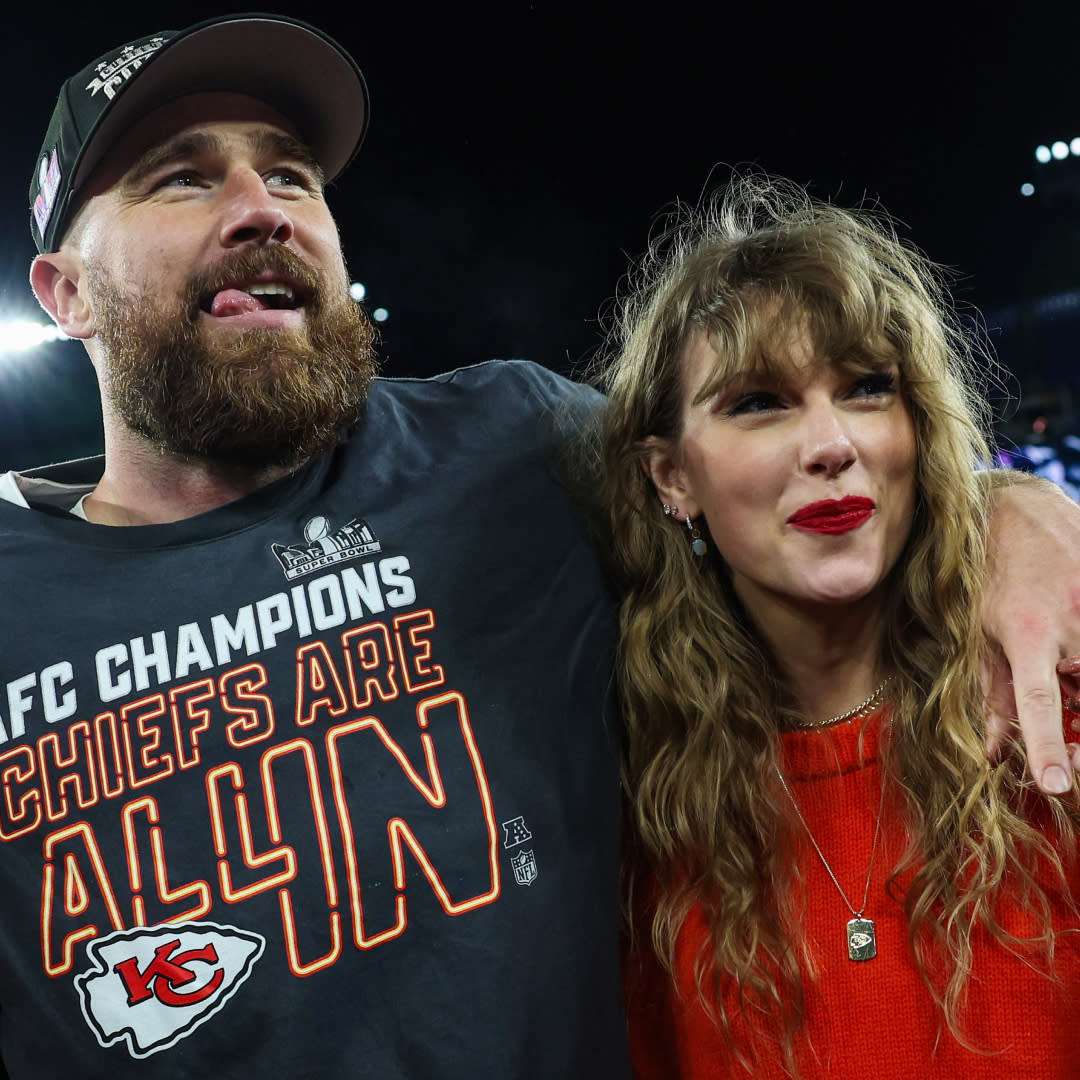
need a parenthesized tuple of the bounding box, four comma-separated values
(649, 326, 918, 617)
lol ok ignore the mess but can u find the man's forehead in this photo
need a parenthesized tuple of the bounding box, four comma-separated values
(91, 92, 309, 192)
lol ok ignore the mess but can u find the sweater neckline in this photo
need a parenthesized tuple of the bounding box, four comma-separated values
(780, 704, 889, 781)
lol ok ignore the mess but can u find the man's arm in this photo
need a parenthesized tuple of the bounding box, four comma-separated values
(981, 469, 1080, 793)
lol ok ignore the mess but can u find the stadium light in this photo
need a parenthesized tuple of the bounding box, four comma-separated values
(348, 281, 366, 301)
(1020, 182, 1035, 197)
(1036, 144, 1052, 163)
(1052, 141, 1070, 160)
(0, 320, 69, 357)
(373, 308, 389, 323)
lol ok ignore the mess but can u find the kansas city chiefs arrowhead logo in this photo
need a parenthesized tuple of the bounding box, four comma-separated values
(74, 922, 265, 1059)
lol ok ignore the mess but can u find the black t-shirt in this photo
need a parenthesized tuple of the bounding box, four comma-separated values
(0, 361, 627, 1078)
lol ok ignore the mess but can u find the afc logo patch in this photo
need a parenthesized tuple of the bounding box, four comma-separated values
(74, 921, 264, 1059)
(500, 816, 533, 848)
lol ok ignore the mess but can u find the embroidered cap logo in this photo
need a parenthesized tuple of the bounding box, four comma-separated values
(32, 150, 62, 236)
(85, 38, 167, 101)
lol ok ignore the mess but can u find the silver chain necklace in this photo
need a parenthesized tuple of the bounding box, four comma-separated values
(775, 766, 887, 961)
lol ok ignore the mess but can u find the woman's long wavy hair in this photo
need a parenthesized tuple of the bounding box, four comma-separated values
(596, 175, 1076, 1068)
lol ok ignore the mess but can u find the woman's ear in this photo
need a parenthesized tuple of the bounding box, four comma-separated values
(30, 252, 94, 340)
(642, 436, 701, 521)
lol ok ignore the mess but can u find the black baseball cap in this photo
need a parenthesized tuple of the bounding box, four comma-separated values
(30, 13, 368, 253)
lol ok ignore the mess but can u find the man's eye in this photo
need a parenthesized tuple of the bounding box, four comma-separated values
(266, 170, 309, 189)
(159, 171, 200, 188)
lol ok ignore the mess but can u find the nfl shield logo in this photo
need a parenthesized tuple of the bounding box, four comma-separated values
(510, 849, 538, 886)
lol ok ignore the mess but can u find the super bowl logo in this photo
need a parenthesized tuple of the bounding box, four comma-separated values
(85, 38, 168, 100)
(32, 149, 62, 236)
(271, 515, 382, 580)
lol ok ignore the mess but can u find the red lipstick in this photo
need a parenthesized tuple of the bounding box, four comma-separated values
(787, 497, 875, 534)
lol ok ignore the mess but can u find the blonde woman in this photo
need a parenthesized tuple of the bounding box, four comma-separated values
(600, 178, 1080, 1076)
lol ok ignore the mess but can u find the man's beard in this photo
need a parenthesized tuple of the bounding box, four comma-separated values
(87, 247, 377, 471)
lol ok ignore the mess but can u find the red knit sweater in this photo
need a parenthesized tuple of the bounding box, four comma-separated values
(624, 708, 1080, 1077)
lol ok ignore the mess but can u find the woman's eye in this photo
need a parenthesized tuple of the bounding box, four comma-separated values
(724, 391, 782, 416)
(849, 372, 898, 399)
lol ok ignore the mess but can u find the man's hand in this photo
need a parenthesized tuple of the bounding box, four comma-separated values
(982, 471, 1080, 793)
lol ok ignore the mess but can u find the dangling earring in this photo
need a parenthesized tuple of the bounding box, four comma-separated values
(687, 516, 707, 557)
(662, 504, 678, 517)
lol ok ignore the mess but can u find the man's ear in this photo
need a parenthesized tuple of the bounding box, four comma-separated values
(29, 252, 94, 340)
(642, 435, 701, 521)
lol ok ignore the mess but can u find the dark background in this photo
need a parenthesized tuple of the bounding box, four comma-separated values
(3, 2, 1079, 473)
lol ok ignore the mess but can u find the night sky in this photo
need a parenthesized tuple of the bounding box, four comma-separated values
(1, 2, 1077, 468)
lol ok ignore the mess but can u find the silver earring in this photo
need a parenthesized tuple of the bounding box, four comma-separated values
(687, 516, 707, 557)
(662, 504, 678, 517)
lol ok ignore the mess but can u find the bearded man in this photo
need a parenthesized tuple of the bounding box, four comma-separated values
(10, 16, 625, 1078)
(3, 12, 1080, 1080)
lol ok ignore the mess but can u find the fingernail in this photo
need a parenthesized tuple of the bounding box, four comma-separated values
(1042, 765, 1071, 794)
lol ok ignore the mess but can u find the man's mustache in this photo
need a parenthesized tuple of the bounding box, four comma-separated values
(182, 247, 327, 317)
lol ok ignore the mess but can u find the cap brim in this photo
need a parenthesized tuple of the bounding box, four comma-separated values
(71, 14, 367, 194)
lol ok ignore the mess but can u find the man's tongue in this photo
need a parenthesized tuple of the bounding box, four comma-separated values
(210, 289, 268, 317)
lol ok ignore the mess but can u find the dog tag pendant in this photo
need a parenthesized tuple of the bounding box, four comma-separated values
(846, 916, 876, 961)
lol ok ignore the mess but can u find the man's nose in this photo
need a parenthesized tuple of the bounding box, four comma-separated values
(219, 169, 294, 248)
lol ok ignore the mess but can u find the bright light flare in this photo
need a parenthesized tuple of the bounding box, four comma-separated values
(1020, 182, 1035, 196)
(1072, 138, 1080, 156)
(348, 281, 366, 301)
(0, 320, 68, 356)
(1052, 140, 1070, 159)
(1036, 144, 1052, 163)
(373, 308, 389, 323)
